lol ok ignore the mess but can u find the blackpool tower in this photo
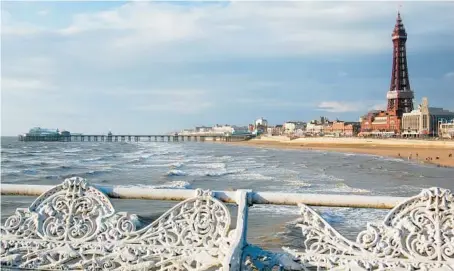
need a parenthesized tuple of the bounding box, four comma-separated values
(386, 12, 414, 117)
(360, 11, 415, 135)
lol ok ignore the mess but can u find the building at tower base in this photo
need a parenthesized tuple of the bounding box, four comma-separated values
(359, 111, 401, 137)
(401, 97, 454, 137)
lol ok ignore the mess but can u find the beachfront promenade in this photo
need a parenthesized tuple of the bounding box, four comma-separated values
(1, 177, 453, 270)
(18, 134, 253, 142)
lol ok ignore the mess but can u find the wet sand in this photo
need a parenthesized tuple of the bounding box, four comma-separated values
(226, 137, 454, 168)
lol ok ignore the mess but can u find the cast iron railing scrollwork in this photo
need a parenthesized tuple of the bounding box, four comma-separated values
(1, 177, 454, 270)
(283, 187, 454, 270)
(1, 177, 234, 270)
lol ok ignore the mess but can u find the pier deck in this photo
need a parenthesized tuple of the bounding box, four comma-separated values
(17, 134, 253, 142)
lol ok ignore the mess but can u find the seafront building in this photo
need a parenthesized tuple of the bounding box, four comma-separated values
(24, 127, 71, 136)
(283, 121, 306, 135)
(305, 122, 325, 135)
(19, 127, 73, 141)
(27, 127, 61, 136)
(324, 121, 360, 137)
(179, 124, 250, 136)
(439, 121, 454, 139)
(266, 125, 284, 136)
(195, 126, 212, 133)
(401, 97, 454, 137)
(305, 117, 330, 136)
(254, 117, 268, 135)
(360, 12, 414, 136)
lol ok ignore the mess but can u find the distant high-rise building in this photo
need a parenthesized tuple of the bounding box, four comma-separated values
(360, 12, 414, 135)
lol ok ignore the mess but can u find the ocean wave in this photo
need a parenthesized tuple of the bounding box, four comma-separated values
(2, 149, 26, 154)
(40, 164, 73, 171)
(1, 169, 21, 176)
(126, 158, 144, 164)
(195, 168, 246, 177)
(170, 162, 184, 168)
(63, 148, 83, 153)
(166, 168, 246, 177)
(59, 168, 113, 178)
(31, 159, 62, 166)
(319, 174, 345, 183)
(316, 207, 386, 229)
(154, 151, 184, 156)
(153, 181, 192, 189)
(140, 154, 153, 159)
(1, 159, 12, 164)
(234, 172, 274, 181)
(188, 163, 226, 170)
(81, 157, 105, 162)
(266, 179, 313, 192)
(139, 162, 184, 169)
(166, 169, 187, 176)
(86, 169, 112, 176)
(45, 175, 60, 180)
(285, 180, 313, 188)
(22, 169, 38, 175)
(130, 164, 154, 169)
(117, 180, 192, 190)
(335, 183, 370, 193)
(250, 205, 300, 216)
(189, 155, 214, 162)
(374, 156, 404, 163)
(319, 210, 345, 224)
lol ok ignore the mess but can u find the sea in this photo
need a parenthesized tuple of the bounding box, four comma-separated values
(2, 136, 454, 251)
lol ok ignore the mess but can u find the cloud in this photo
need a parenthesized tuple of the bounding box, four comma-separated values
(37, 10, 49, 16)
(4, 1, 450, 60)
(317, 101, 360, 113)
(237, 98, 311, 108)
(1, 77, 54, 92)
(370, 102, 387, 111)
(134, 101, 214, 114)
(338, 71, 348, 78)
(317, 100, 392, 113)
(126, 88, 215, 114)
(0, 9, 43, 36)
(444, 71, 454, 79)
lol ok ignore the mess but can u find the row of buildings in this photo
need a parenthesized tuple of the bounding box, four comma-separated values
(262, 117, 360, 137)
(181, 117, 361, 138)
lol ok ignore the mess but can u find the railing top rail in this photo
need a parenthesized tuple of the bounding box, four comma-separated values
(1, 183, 407, 209)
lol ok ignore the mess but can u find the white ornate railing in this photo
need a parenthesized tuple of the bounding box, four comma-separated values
(1, 177, 453, 270)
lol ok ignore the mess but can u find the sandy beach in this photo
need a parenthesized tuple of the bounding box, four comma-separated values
(227, 136, 454, 168)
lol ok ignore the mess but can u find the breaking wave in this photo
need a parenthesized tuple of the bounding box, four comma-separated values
(118, 181, 192, 190)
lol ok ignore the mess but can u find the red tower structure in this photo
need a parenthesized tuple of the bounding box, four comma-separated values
(360, 12, 414, 136)
(387, 12, 414, 116)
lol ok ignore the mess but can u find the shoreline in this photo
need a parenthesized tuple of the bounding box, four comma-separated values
(225, 137, 454, 168)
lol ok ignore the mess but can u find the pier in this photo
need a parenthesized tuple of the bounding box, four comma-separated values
(1, 177, 453, 270)
(18, 133, 253, 142)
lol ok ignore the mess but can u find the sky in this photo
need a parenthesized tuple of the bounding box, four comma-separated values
(1, 1, 454, 135)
